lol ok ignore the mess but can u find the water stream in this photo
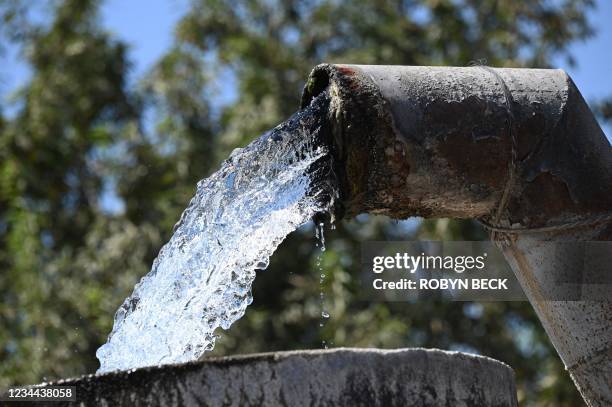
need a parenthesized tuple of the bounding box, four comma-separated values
(315, 223, 330, 349)
(96, 92, 337, 373)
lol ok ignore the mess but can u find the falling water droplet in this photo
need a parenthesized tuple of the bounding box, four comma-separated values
(318, 222, 326, 251)
(315, 221, 330, 349)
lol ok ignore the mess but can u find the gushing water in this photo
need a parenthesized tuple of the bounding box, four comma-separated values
(96, 93, 336, 373)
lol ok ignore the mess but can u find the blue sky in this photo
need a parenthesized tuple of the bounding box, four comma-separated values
(1, 0, 610, 138)
(101, 0, 187, 80)
(554, 1, 612, 104)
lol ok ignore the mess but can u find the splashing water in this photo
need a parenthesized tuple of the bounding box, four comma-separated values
(96, 92, 337, 373)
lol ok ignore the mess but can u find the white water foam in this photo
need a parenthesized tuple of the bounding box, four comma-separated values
(97, 94, 336, 372)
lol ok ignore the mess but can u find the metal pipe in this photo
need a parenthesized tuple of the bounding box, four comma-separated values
(301, 64, 612, 406)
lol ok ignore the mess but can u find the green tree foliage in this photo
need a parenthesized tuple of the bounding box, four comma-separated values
(0, 0, 601, 405)
(0, 0, 142, 384)
(595, 97, 612, 126)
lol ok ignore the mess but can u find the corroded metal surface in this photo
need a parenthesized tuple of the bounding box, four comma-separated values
(302, 64, 611, 224)
(504, 233, 612, 407)
(37, 348, 517, 406)
(302, 64, 612, 406)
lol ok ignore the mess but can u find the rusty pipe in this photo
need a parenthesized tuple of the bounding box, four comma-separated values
(301, 64, 612, 406)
